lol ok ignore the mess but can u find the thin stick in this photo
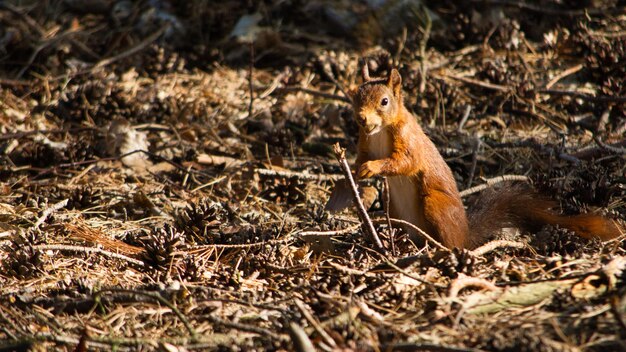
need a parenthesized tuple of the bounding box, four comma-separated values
(33, 244, 145, 267)
(460, 175, 530, 197)
(0, 127, 98, 141)
(298, 225, 360, 238)
(382, 258, 445, 290)
(248, 41, 255, 118)
(256, 167, 341, 181)
(438, 73, 511, 92)
(95, 289, 198, 341)
(186, 237, 292, 252)
(92, 26, 167, 70)
(34, 199, 68, 229)
(294, 299, 336, 348)
(320, 59, 350, 102)
(545, 64, 583, 89)
(538, 89, 626, 104)
(288, 322, 316, 352)
(457, 105, 472, 132)
(332, 143, 385, 253)
(274, 87, 351, 103)
(449, 274, 499, 298)
(414, 4, 431, 93)
(383, 178, 396, 256)
(594, 136, 626, 155)
(466, 137, 481, 189)
(202, 314, 282, 341)
(470, 240, 526, 257)
(381, 218, 448, 252)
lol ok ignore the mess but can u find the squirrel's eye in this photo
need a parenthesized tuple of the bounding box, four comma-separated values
(381, 97, 389, 106)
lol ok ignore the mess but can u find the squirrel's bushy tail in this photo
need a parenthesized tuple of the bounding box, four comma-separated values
(466, 183, 622, 249)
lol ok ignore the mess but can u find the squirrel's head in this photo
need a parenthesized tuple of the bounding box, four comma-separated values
(349, 65, 402, 136)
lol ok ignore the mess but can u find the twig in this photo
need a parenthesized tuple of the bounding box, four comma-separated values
(0, 127, 98, 141)
(320, 59, 350, 102)
(294, 299, 336, 348)
(538, 89, 626, 104)
(457, 105, 472, 132)
(332, 143, 385, 253)
(437, 73, 511, 92)
(412, 4, 431, 93)
(593, 136, 626, 155)
(0, 78, 34, 87)
(298, 225, 360, 238)
(596, 106, 612, 133)
(248, 41, 255, 118)
(92, 26, 167, 70)
(201, 314, 283, 341)
(382, 258, 445, 290)
(95, 289, 198, 341)
(255, 168, 341, 181)
(258, 72, 287, 99)
(466, 137, 481, 189)
(393, 27, 408, 65)
(460, 175, 530, 197)
(46, 26, 167, 82)
(274, 87, 351, 103)
(470, 240, 526, 257)
(449, 274, 499, 298)
(610, 295, 626, 334)
(571, 139, 626, 159)
(33, 244, 145, 266)
(472, 0, 625, 16)
(380, 342, 486, 352)
(380, 218, 448, 252)
(383, 178, 396, 256)
(545, 64, 583, 89)
(34, 199, 68, 229)
(288, 322, 316, 352)
(186, 237, 292, 252)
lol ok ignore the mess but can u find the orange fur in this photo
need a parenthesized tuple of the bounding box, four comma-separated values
(347, 67, 621, 249)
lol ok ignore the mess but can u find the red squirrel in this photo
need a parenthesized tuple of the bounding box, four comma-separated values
(327, 64, 622, 249)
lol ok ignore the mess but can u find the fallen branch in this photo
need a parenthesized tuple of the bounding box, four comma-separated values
(332, 143, 385, 253)
(538, 89, 626, 104)
(375, 218, 448, 252)
(572, 139, 626, 159)
(186, 237, 292, 252)
(593, 136, 626, 155)
(470, 240, 526, 257)
(449, 274, 499, 298)
(95, 289, 198, 341)
(34, 199, 68, 229)
(33, 244, 145, 267)
(274, 87, 351, 103)
(294, 299, 336, 348)
(460, 175, 529, 197)
(298, 225, 361, 238)
(288, 322, 316, 352)
(256, 168, 341, 181)
(545, 64, 583, 89)
(436, 73, 511, 92)
(382, 258, 445, 290)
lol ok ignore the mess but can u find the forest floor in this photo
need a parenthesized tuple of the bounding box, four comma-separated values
(1, 1, 625, 351)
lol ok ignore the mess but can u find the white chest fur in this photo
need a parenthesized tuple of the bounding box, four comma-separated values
(362, 129, 425, 231)
(365, 129, 393, 160)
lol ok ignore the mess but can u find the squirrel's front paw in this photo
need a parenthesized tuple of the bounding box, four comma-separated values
(358, 161, 382, 179)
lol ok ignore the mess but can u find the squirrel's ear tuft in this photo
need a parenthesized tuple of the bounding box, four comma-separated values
(387, 69, 402, 97)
